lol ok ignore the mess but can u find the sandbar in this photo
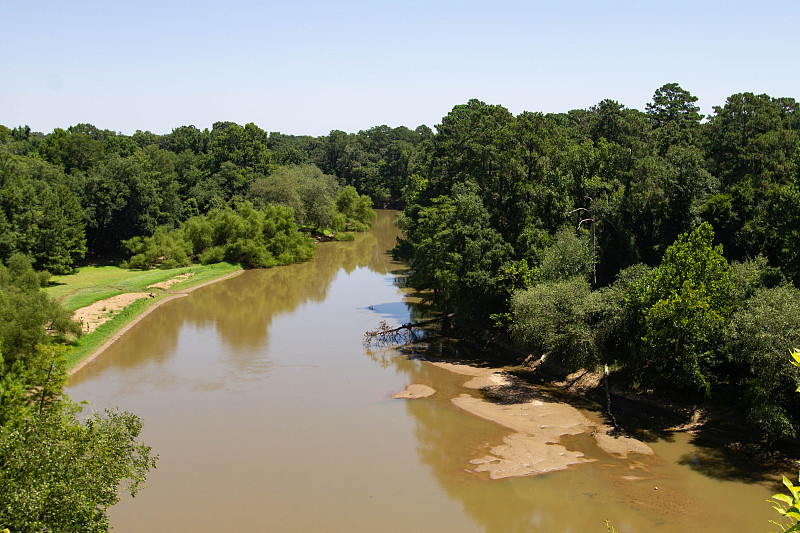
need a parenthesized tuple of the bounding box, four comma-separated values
(429, 361, 654, 479)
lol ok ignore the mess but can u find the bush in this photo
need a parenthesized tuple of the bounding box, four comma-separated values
(727, 284, 800, 438)
(125, 203, 314, 269)
(510, 276, 597, 372)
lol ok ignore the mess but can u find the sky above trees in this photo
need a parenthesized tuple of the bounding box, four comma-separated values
(3, 0, 798, 136)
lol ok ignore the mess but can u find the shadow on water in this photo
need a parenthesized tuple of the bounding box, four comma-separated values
(396, 322, 794, 496)
(677, 431, 790, 489)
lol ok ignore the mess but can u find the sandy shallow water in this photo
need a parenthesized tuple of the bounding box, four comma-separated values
(396, 362, 654, 479)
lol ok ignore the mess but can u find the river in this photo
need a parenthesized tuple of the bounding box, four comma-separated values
(68, 210, 784, 532)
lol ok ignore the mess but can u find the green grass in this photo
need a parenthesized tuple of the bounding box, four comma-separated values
(47, 262, 241, 312)
(63, 297, 155, 369)
(48, 262, 242, 370)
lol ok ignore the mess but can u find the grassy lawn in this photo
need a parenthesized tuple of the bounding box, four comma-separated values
(47, 262, 242, 312)
(49, 262, 242, 370)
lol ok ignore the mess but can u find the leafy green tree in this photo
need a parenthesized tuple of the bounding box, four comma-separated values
(29, 183, 87, 274)
(538, 226, 593, 282)
(646, 83, 704, 150)
(428, 99, 515, 199)
(0, 401, 156, 533)
(38, 128, 104, 174)
(0, 254, 80, 363)
(181, 203, 315, 268)
(122, 226, 192, 270)
(626, 223, 734, 396)
(0, 246, 156, 533)
(247, 164, 340, 230)
(81, 148, 181, 253)
(763, 185, 800, 286)
(335, 185, 376, 230)
(510, 276, 597, 372)
(587, 99, 651, 156)
(396, 182, 512, 327)
(0, 156, 87, 273)
(162, 125, 210, 155)
(703, 92, 799, 259)
(211, 122, 271, 174)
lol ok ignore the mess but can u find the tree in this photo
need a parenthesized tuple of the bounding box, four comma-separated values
(0, 249, 156, 533)
(646, 83, 703, 149)
(703, 92, 799, 259)
(334, 185, 376, 230)
(763, 185, 800, 286)
(396, 181, 512, 327)
(428, 99, 515, 199)
(211, 122, 271, 174)
(538, 226, 593, 282)
(0, 254, 80, 363)
(509, 276, 596, 372)
(626, 223, 734, 396)
(38, 128, 104, 174)
(726, 285, 800, 438)
(246, 164, 340, 229)
(0, 156, 87, 273)
(0, 401, 157, 533)
(81, 148, 181, 253)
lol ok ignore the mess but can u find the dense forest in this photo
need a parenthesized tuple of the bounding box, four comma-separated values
(390, 85, 800, 441)
(2, 82, 800, 530)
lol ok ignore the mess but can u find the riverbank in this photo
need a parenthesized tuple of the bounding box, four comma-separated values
(46, 263, 244, 374)
(408, 361, 655, 479)
(391, 327, 800, 476)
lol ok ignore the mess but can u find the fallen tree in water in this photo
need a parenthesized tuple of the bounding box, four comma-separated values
(363, 314, 453, 347)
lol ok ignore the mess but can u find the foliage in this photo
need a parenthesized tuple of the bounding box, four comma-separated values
(0, 254, 80, 362)
(509, 276, 597, 372)
(396, 181, 512, 326)
(769, 350, 800, 532)
(0, 252, 157, 533)
(334, 185, 377, 231)
(122, 226, 192, 270)
(726, 285, 800, 437)
(0, 344, 70, 427)
(0, 401, 157, 533)
(0, 155, 86, 273)
(538, 226, 593, 282)
(771, 473, 800, 532)
(626, 223, 734, 396)
(247, 164, 339, 229)
(127, 202, 316, 269)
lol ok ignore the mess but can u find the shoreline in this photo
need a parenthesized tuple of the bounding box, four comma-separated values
(68, 269, 245, 376)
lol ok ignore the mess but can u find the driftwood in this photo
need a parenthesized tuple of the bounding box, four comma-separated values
(363, 314, 453, 347)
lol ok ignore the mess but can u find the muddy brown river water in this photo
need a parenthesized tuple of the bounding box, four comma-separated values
(69, 211, 786, 532)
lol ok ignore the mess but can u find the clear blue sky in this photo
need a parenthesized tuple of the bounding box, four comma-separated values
(3, 0, 798, 136)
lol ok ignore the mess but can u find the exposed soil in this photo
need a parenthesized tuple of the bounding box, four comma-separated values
(68, 270, 244, 376)
(73, 293, 151, 334)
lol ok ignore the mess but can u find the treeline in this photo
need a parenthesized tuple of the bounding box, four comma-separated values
(0, 121, 393, 273)
(393, 85, 800, 439)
